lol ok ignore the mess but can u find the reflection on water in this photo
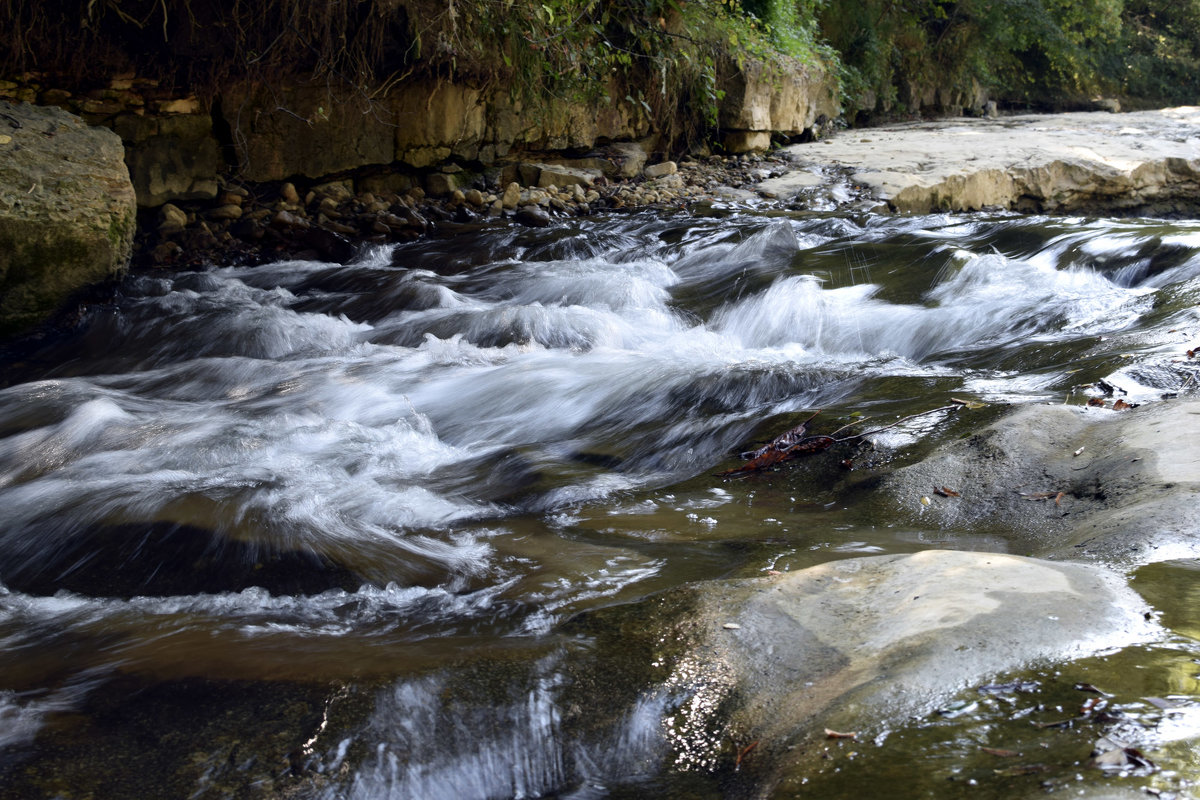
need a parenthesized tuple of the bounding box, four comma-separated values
(1, 209, 1199, 797)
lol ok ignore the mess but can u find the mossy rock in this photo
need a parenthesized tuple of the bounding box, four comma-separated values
(0, 101, 136, 338)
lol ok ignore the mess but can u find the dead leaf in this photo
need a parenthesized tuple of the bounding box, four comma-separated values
(1054, 491, 1065, 507)
(718, 412, 834, 477)
(1020, 491, 1061, 501)
(981, 747, 1021, 758)
(1112, 398, 1132, 411)
(824, 728, 858, 739)
(950, 397, 987, 409)
(934, 486, 960, 497)
(1074, 683, 1111, 696)
(1087, 397, 1107, 407)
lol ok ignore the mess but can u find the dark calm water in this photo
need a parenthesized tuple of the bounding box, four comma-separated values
(1, 208, 1199, 799)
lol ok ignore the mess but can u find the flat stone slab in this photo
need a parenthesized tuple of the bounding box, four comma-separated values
(780, 107, 1200, 215)
(661, 549, 1158, 792)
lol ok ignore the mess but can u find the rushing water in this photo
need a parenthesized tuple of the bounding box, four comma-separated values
(1, 207, 1199, 799)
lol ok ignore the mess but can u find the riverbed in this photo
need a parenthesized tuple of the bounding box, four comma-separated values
(2, 204, 1199, 798)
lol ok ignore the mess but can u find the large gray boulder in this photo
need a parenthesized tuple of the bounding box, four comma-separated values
(0, 101, 136, 336)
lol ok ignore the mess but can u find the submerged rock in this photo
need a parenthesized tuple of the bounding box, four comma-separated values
(0, 101, 136, 336)
(658, 550, 1157, 795)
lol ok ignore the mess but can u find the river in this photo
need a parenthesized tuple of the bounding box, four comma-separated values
(1, 206, 1199, 798)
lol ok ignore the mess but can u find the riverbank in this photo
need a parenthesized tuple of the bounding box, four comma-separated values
(134, 106, 1200, 273)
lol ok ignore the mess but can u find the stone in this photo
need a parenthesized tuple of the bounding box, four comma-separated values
(464, 188, 485, 207)
(0, 102, 136, 336)
(208, 204, 243, 221)
(501, 182, 522, 209)
(425, 172, 464, 197)
(391, 82, 486, 168)
(514, 206, 551, 228)
(517, 163, 541, 186)
(280, 183, 301, 204)
(536, 164, 600, 189)
(158, 203, 188, 229)
(313, 180, 354, 202)
(39, 88, 72, 106)
(643, 160, 678, 179)
(157, 97, 201, 115)
(151, 240, 183, 265)
(722, 131, 772, 154)
(271, 210, 310, 230)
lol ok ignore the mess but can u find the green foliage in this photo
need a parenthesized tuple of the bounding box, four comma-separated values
(1108, 0, 1200, 104)
(818, 0, 1198, 116)
(407, 0, 832, 146)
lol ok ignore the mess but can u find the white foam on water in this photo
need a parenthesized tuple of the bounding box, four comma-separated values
(715, 251, 1153, 360)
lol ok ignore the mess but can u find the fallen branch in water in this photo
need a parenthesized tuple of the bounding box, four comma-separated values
(716, 402, 970, 478)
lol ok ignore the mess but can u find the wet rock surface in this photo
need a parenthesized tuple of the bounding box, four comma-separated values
(881, 399, 1200, 566)
(656, 549, 1159, 798)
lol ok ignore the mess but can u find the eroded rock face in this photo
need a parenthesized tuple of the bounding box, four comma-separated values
(112, 112, 220, 207)
(222, 78, 653, 182)
(0, 102, 136, 336)
(719, 56, 839, 153)
(660, 550, 1156, 795)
